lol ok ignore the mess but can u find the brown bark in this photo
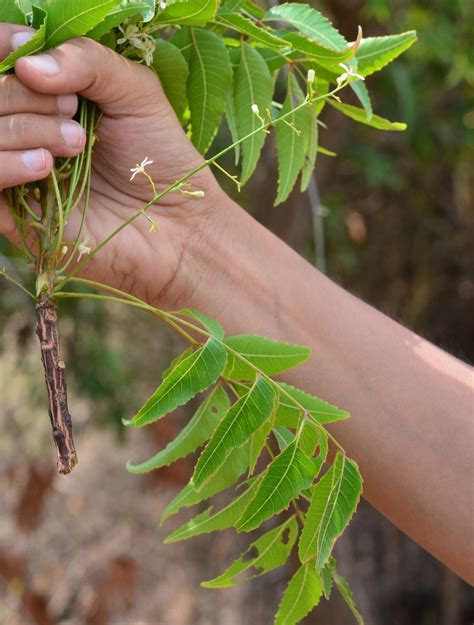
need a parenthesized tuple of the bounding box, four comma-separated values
(35, 299, 77, 474)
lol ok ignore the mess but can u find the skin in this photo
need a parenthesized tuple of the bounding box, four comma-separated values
(0, 25, 473, 584)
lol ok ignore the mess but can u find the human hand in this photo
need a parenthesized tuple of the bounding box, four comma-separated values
(0, 23, 225, 307)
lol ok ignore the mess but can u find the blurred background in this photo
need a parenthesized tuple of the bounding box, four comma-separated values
(1, 0, 473, 623)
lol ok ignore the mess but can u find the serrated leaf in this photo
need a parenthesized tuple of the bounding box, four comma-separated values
(124, 338, 227, 427)
(86, 2, 152, 41)
(275, 74, 312, 205)
(280, 31, 353, 66)
(151, 38, 189, 121)
(328, 99, 407, 131)
(333, 568, 364, 624)
(203, 516, 298, 588)
(193, 376, 276, 488)
(274, 562, 323, 625)
(248, 411, 274, 475)
(216, 8, 287, 49)
(321, 557, 335, 599)
(350, 80, 372, 121)
(178, 309, 225, 340)
(237, 439, 317, 532)
(224, 334, 310, 382)
(275, 382, 350, 427)
(165, 476, 261, 542)
(126, 385, 230, 473)
(356, 31, 417, 77)
(300, 101, 318, 192)
(161, 439, 253, 522)
(154, 0, 217, 26)
(298, 452, 362, 569)
(187, 27, 232, 153)
(43, 0, 122, 49)
(264, 3, 348, 51)
(0, 0, 26, 24)
(232, 42, 274, 183)
(258, 47, 288, 74)
(0, 7, 46, 72)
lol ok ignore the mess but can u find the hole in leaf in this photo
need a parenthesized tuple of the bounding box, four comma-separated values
(211, 406, 218, 414)
(281, 528, 291, 545)
(242, 546, 259, 562)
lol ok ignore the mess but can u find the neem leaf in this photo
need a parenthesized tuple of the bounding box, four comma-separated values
(350, 79, 372, 121)
(193, 376, 276, 489)
(152, 38, 189, 122)
(0, 7, 46, 72)
(328, 99, 407, 131)
(264, 3, 348, 51)
(274, 561, 323, 625)
(154, 0, 217, 27)
(356, 31, 417, 77)
(86, 2, 152, 41)
(298, 452, 362, 569)
(165, 477, 261, 542)
(126, 385, 230, 473)
(202, 516, 298, 588)
(187, 27, 233, 153)
(0, 0, 26, 24)
(216, 8, 288, 49)
(224, 334, 310, 381)
(124, 338, 227, 427)
(275, 382, 349, 428)
(43, 0, 122, 49)
(233, 42, 274, 184)
(275, 73, 312, 205)
(333, 568, 365, 624)
(237, 440, 317, 532)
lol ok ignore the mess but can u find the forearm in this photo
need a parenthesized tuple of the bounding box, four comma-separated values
(177, 193, 474, 583)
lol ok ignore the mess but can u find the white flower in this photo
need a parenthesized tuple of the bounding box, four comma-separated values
(77, 240, 91, 262)
(337, 63, 365, 85)
(130, 157, 154, 181)
(307, 69, 315, 84)
(159, 1, 167, 8)
(251, 103, 260, 115)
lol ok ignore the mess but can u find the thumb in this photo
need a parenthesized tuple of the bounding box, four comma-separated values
(14, 37, 169, 119)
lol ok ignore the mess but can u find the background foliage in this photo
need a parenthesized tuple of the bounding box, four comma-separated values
(0, 0, 472, 623)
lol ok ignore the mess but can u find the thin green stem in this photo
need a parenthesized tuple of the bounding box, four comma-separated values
(0, 269, 35, 299)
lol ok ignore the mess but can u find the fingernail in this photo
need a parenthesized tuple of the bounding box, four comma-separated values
(61, 121, 85, 149)
(12, 31, 34, 51)
(22, 148, 46, 171)
(24, 53, 59, 75)
(57, 94, 77, 116)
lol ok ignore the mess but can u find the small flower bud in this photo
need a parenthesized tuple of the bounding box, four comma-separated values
(307, 69, 315, 84)
(61, 245, 68, 257)
(251, 104, 260, 115)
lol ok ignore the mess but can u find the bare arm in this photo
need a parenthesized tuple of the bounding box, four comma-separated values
(172, 193, 474, 584)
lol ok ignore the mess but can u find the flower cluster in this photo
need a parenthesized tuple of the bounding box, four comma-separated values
(117, 24, 156, 66)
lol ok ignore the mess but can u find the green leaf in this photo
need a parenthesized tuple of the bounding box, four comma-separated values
(224, 334, 310, 382)
(333, 568, 364, 625)
(300, 100, 318, 192)
(237, 439, 317, 532)
(248, 412, 274, 475)
(274, 562, 323, 625)
(232, 42, 274, 184)
(264, 3, 348, 51)
(298, 452, 362, 569)
(275, 74, 312, 205)
(275, 382, 350, 427)
(193, 376, 276, 489)
(328, 99, 407, 131)
(126, 385, 230, 473)
(43, 0, 122, 49)
(124, 338, 227, 428)
(0, 7, 46, 72)
(216, 8, 288, 49)
(161, 439, 253, 522)
(280, 31, 353, 66)
(165, 477, 261, 542)
(203, 516, 298, 588)
(178, 309, 225, 340)
(154, 0, 217, 27)
(226, 91, 241, 166)
(350, 80, 372, 121)
(0, 0, 26, 24)
(86, 2, 152, 41)
(356, 31, 417, 77)
(151, 38, 189, 122)
(187, 27, 233, 153)
(321, 557, 335, 600)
